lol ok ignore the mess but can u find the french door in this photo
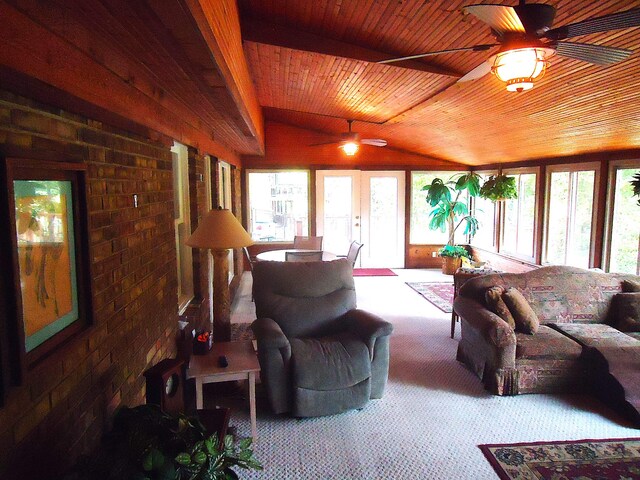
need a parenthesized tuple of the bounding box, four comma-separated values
(316, 170, 405, 268)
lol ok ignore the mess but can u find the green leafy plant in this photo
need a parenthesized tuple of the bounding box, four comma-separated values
(422, 172, 481, 249)
(631, 173, 640, 206)
(65, 405, 262, 480)
(438, 244, 471, 259)
(479, 174, 518, 202)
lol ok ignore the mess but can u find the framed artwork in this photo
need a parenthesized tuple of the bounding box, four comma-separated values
(2, 159, 90, 385)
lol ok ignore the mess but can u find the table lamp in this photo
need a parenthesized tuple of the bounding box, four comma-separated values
(185, 207, 253, 342)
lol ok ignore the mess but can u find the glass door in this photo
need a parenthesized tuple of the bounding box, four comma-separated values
(316, 170, 405, 268)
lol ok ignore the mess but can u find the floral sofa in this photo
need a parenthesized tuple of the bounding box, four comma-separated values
(454, 266, 640, 396)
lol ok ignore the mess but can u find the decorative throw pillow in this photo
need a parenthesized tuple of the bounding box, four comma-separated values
(485, 286, 516, 329)
(502, 287, 539, 335)
(622, 279, 640, 293)
(609, 292, 640, 332)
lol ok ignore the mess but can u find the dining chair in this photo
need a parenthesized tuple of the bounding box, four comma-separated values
(293, 235, 323, 250)
(344, 241, 364, 267)
(285, 250, 323, 262)
(242, 246, 255, 301)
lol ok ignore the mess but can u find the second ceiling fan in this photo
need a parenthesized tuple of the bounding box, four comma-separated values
(311, 120, 387, 156)
(379, 1, 640, 92)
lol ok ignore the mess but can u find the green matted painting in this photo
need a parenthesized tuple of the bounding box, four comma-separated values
(13, 179, 80, 352)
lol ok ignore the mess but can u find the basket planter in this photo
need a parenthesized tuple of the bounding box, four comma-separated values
(442, 256, 462, 275)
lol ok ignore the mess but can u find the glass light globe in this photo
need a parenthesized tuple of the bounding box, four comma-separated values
(492, 47, 555, 92)
(341, 142, 359, 156)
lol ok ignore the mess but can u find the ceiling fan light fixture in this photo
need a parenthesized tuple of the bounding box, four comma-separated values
(492, 46, 555, 92)
(340, 141, 359, 156)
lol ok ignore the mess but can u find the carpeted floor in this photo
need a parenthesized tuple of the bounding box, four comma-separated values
(222, 270, 639, 480)
(480, 438, 640, 479)
(406, 281, 454, 313)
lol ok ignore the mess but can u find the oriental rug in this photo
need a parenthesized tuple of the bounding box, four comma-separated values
(480, 438, 640, 480)
(405, 282, 454, 313)
(352, 268, 397, 277)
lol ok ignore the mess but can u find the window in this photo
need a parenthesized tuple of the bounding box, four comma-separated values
(247, 170, 309, 242)
(606, 161, 640, 274)
(543, 164, 598, 268)
(500, 169, 538, 259)
(172, 142, 194, 314)
(410, 171, 466, 244)
(472, 171, 498, 250)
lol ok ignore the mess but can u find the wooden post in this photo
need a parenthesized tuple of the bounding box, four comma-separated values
(212, 249, 231, 342)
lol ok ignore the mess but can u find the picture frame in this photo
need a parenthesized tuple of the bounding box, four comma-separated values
(1, 158, 91, 390)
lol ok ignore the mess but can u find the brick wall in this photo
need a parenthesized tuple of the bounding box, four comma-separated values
(0, 90, 181, 479)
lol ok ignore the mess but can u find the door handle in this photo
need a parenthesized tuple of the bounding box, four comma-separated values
(354, 223, 360, 227)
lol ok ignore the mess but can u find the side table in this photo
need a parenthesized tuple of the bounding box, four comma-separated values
(451, 267, 502, 338)
(187, 340, 260, 439)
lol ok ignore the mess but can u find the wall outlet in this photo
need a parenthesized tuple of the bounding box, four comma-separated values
(431, 251, 437, 257)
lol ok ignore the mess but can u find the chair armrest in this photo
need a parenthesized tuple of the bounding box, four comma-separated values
(453, 296, 515, 348)
(251, 317, 290, 350)
(343, 309, 393, 350)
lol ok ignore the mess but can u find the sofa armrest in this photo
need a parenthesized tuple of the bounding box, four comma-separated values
(454, 296, 516, 348)
(251, 317, 290, 350)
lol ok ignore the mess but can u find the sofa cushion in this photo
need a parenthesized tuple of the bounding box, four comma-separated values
(515, 325, 582, 360)
(485, 286, 516, 329)
(608, 292, 640, 332)
(503, 287, 540, 334)
(291, 332, 371, 390)
(622, 279, 640, 293)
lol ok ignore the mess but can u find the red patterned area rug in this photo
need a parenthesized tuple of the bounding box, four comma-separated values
(353, 268, 397, 277)
(480, 438, 640, 480)
(405, 282, 454, 313)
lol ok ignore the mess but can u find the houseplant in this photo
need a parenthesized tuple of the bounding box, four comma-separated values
(479, 173, 518, 202)
(422, 172, 480, 274)
(631, 173, 640, 206)
(65, 404, 262, 480)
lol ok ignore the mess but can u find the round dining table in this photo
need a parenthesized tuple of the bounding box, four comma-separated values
(255, 249, 338, 262)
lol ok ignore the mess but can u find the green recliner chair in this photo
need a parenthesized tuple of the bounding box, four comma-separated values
(251, 259, 393, 417)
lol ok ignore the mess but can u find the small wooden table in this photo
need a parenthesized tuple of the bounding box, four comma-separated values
(187, 341, 260, 439)
(256, 249, 338, 262)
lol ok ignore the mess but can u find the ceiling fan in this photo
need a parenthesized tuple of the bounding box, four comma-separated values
(310, 120, 387, 156)
(379, 2, 640, 92)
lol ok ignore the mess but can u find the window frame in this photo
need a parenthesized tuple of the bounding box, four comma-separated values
(172, 142, 194, 315)
(471, 169, 499, 252)
(409, 170, 467, 245)
(603, 158, 640, 274)
(245, 169, 311, 244)
(542, 162, 600, 268)
(498, 166, 540, 262)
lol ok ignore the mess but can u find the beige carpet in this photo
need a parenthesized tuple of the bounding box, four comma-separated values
(221, 270, 638, 480)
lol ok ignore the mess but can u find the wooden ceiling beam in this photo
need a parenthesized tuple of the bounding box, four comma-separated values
(241, 17, 462, 78)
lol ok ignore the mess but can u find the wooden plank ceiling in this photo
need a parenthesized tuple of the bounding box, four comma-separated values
(239, 0, 640, 165)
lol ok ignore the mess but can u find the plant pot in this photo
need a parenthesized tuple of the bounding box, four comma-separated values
(441, 256, 462, 275)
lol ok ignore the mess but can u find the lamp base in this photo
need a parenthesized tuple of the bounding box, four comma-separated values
(212, 249, 231, 342)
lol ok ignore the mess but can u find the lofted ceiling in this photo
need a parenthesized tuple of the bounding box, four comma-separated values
(238, 0, 640, 165)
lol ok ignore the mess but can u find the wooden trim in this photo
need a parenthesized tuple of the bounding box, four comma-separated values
(593, 159, 609, 269)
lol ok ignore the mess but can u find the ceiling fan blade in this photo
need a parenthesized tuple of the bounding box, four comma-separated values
(463, 4, 525, 35)
(545, 7, 640, 41)
(513, 3, 556, 35)
(361, 139, 387, 147)
(377, 44, 496, 65)
(309, 141, 339, 147)
(456, 57, 495, 83)
(555, 42, 633, 66)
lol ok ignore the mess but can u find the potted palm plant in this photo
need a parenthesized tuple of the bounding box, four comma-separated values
(422, 172, 480, 275)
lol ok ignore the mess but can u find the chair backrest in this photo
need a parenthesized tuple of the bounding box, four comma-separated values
(242, 246, 254, 271)
(293, 235, 323, 250)
(346, 241, 364, 266)
(253, 259, 356, 338)
(285, 250, 323, 262)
